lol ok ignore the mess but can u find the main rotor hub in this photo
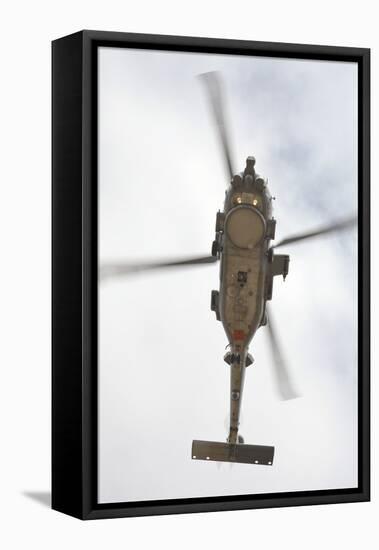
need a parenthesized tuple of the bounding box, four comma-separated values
(244, 156, 256, 176)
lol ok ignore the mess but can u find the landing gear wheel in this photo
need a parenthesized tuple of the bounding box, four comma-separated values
(211, 240, 219, 257)
(238, 435, 244, 444)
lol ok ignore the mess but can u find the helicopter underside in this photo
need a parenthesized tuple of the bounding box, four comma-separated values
(220, 245, 267, 350)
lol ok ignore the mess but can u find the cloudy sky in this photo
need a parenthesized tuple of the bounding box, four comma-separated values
(98, 46, 358, 504)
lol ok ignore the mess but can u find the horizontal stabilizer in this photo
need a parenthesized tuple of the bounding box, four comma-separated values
(192, 440, 274, 465)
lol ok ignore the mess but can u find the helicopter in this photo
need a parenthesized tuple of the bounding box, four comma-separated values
(100, 72, 357, 467)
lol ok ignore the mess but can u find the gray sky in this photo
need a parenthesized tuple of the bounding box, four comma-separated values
(98, 47, 358, 503)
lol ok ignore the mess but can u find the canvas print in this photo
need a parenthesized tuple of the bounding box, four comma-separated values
(98, 46, 358, 504)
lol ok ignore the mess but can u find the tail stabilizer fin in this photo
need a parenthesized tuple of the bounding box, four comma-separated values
(192, 440, 274, 465)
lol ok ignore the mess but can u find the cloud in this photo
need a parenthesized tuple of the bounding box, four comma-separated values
(98, 47, 358, 503)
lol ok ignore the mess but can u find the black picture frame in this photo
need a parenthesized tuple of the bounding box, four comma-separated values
(52, 30, 370, 520)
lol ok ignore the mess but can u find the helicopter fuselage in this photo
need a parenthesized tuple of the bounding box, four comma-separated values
(210, 159, 289, 444)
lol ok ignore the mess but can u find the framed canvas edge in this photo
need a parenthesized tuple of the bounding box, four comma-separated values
(52, 31, 85, 519)
(52, 30, 370, 520)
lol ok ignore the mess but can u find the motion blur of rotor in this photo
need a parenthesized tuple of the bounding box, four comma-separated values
(198, 71, 235, 182)
(100, 71, 357, 465)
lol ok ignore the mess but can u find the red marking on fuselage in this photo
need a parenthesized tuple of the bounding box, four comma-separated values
(233, 330, 245, 341)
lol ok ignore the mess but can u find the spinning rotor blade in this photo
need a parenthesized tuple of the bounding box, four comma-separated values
(266, 306, 299, 400)
(100, 255, 218, 281)
(199, 71, 235, 181)
(274, 215, 357, 249)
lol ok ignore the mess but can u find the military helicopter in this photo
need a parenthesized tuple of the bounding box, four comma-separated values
(100, 72, 357, 467)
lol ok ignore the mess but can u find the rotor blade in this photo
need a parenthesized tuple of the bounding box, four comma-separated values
(199, 71, 235, 181)
(266, 306, 299, 400)
(274, 215, 357, 249)
(100, 255, 218, 281)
